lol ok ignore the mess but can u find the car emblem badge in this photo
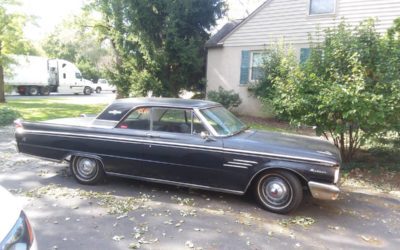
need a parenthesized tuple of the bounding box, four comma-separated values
(108, 110, 122, 115)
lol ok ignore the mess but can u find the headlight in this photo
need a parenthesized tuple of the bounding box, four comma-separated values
(0, 211, 34, 250)
(334, 167, 340, 184)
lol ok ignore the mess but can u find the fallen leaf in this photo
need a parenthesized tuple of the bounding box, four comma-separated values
(185, 241, 194, 248)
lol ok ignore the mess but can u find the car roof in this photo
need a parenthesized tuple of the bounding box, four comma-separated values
(113, 97, 220, 109)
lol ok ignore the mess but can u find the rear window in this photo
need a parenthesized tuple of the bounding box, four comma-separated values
(97, 103, 132, 121)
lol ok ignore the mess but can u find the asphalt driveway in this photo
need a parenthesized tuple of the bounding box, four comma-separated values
(0, 126, 399, 250)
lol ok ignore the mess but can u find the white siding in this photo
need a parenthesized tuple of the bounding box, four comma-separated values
(224, 0, 400, 46)
(207, 44, 309, 117)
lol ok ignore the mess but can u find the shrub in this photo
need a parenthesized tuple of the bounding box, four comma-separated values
(207, 87, 242, 110)
(0, 107, 21, 126)
(251, 19, 400, 161)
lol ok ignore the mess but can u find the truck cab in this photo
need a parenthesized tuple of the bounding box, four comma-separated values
(50, 59, 92, 95)
(5, 55, 93, 96)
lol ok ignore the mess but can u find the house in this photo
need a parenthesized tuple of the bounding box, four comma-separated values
(206, 0, 400, 117)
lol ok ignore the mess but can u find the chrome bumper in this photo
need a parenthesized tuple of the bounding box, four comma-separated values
(308, 181, 340, 200)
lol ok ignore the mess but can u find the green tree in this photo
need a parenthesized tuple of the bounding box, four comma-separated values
(42, 14, 110, 81)
(88, 0, 226, 98)
(0, 0, 31, 103)
(252, 20, 400, 161)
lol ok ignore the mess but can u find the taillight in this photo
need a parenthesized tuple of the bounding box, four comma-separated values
(0, 211, 34, 250)
(23, 211, 34, 246)
(14, 119, 24, 133)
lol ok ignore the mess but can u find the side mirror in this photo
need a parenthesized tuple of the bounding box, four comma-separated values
(200, 131, 216, 141)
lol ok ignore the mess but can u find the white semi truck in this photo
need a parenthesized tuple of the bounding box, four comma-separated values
(5, 55, 95, 96)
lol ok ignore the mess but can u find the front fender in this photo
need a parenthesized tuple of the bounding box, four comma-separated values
(244, 160, 336, 193)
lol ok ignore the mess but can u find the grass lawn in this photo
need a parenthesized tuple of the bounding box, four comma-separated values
(1, 98, 107, 121)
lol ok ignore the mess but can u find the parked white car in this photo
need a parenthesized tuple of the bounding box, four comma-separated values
(92, 79, 116, 94)
(0, 186, 37, 250)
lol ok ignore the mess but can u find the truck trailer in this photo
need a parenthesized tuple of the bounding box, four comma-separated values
(5, 55, 94, 96)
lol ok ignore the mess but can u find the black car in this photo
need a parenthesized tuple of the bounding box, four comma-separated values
(15, 98, 341, 214)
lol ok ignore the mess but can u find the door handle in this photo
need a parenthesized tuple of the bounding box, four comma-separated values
(146, 133, 159, 138)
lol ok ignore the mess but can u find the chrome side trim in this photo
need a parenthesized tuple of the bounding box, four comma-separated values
(22, 129, 338, 166)
(227, 161, 252, 166)
(233, 159, 258, 164)
(105, 172, 244, 195)
(223, 164, 248, 169)
(308, 181, 340, 200)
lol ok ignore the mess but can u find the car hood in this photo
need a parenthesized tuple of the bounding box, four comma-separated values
(0, 186, 22, 241)
(223, 130, 341, 166)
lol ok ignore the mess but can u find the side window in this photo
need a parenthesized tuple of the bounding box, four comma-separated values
(118, 107, 151, 130)
(152, 108, 191, 134)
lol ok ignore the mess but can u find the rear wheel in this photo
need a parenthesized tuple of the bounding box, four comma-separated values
(83, 87, 92, 95)
(95, 87, 101, 94)
(27, 86, 39, 96)
(71, 156, 105, 185)
(254, 170, 303, 214)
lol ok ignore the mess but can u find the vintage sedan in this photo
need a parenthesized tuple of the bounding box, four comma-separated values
(15, 98, 341, 214)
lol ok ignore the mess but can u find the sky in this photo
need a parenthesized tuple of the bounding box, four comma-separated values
(15, 0, 264, 41)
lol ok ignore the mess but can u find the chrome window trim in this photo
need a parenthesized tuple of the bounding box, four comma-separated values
(193, 108, 218, 136)
(115, 105, 215, 137)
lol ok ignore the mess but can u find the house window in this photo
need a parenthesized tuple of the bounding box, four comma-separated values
(250, 52, 264, 81)
(300, 48, 311, 64)
(309, 0, 335, 15)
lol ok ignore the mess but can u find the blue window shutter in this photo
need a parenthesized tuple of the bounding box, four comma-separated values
(240, 50, 250, 85)
(300, 48, 311, 64)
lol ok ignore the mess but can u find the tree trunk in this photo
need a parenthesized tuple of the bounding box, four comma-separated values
(0, 64, 5, 103)
(0, 40, 5, 103)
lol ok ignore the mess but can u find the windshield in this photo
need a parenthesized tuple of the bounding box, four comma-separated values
(200, 106, 247, 136)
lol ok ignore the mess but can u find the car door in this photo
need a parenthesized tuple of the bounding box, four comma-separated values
(139, 107, 232, 189)
(104, 107, 153, 176)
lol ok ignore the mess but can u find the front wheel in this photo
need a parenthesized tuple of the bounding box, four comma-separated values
(95, 87, 101, 94)
(40, 86, 50, 96)
(71, 156, 105, 185)
(254, 170, 303, 214)
(83, 87, 92, 95)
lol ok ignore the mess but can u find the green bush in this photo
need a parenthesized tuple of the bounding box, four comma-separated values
(207, 87, 242, 110)
(251, 19, 400, 161)
(0, 107, 21, 126)
(191, 92, 206, 100)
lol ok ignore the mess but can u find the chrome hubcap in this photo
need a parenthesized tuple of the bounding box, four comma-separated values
(262, 177, 290, 207)
(77, 158, 97, 178)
